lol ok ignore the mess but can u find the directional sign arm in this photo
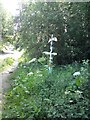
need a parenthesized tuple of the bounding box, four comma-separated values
(48, 37, 57, 43)
(43, 51, 57, 56)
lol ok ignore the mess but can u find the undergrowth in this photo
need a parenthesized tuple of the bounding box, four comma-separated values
(0, 57, 14, 72)
(2, 60, 90, 119)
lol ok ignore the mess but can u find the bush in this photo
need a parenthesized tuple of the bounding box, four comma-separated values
(3, 61, 90, 119)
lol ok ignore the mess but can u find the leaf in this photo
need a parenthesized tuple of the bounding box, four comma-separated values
(76, 77, 81, 86)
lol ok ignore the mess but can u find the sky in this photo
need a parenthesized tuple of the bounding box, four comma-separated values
(1, 0, 20, 16)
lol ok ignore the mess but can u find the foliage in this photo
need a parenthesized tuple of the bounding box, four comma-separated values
(3, 60, 90, 119)
(0, 57, 14, 72)
(0, 41, 3, 52)
(0, 2, 14, 44)
(1, 1, 90, 119)
(16, 2, 90, 64)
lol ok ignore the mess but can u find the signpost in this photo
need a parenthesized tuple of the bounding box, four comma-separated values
(43, 34, 57, 73)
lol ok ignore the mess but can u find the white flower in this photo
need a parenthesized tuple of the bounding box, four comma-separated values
(65, 90, 70, 94)
(73, 71, 80, 76)
(27, 72, 33, 76)
(28, 58, 36, 63)
(23, 65, 26, 68)
(38, 74, 43, 77)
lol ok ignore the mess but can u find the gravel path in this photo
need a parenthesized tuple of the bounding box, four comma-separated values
(0, 51, 22, 119)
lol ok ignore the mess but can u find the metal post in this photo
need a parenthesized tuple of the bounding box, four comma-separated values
(43, 34, 57, 73)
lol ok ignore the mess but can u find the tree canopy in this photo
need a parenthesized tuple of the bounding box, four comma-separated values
(15, 2, 90, 64)
(0, 2, 14, 43)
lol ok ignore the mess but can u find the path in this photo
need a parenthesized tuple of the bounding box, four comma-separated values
(0, 51, 23, 120)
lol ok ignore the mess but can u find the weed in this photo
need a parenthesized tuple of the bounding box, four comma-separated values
(2, 61, 90, 119)
(0, 57, 14, 72)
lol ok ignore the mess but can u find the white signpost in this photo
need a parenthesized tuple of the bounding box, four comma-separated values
(43, 34, 57, 73)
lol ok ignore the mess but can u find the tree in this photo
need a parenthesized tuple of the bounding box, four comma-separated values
(0, 2, 14, 44)
(17, 2, 90, 64)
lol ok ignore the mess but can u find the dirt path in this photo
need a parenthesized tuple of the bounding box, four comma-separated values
(0, 51, 23, 119)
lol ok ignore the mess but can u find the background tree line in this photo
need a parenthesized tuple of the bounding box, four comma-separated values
(0, 1, 14, 44)
(1, 2, 90, 65)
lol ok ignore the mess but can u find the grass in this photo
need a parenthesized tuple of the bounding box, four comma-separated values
(0, 57, 14, 72)
(2, 60, 90, 119)
(0, 111, 2, 120)
(0, 41, 3, 52)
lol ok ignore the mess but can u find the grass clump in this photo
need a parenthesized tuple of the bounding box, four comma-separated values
(0, 57, 14, 72)
(2, 60, 90, 119)
(0, 41, 3, 53)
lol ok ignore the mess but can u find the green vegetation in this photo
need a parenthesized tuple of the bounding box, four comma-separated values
(0, 1, 90, 120)
(0, 111, 1, 120)
(0, 1, 14, 45)
(0, 41, 3, 53)
(0, 2, 90, 64)
(16, 2, 90, 64)
(3, 60, 90, 119)
(0, 57, 14, 72)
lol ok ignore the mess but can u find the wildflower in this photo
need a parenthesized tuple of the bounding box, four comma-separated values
(65, 90, 70, 95)
(38, 74, 43, 77)
(36, 70, 41, 73)
(23, 65, 26, 68)
(27, 72, 33, 76)
(28, 58, 36, 63)
(73, 71, 80, 77)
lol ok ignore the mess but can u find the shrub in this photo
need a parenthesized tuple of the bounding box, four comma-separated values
(3, 61, 90, 119)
